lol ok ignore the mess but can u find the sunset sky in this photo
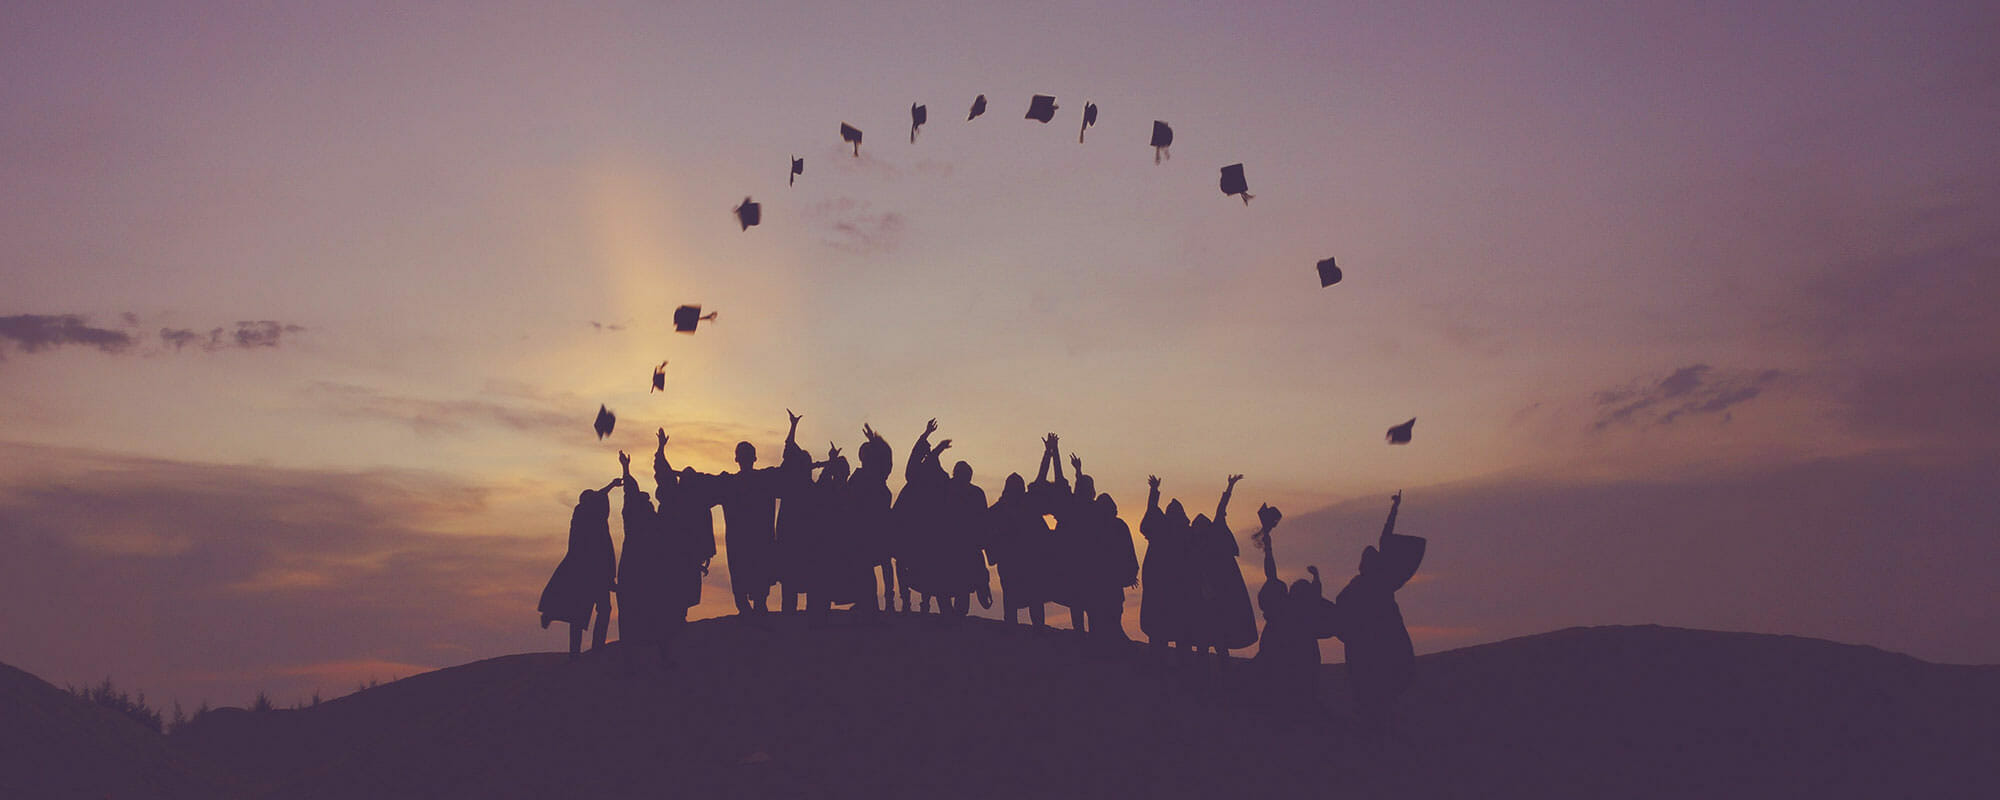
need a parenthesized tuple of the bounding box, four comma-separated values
(4, 1, 1996, 709)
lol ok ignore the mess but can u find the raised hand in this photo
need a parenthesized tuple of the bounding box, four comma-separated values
(1147, 475, 1161, 491)
(1227, 474, 1244, 489)
(827, 442, 841, 459)
(1069, 453, 1082, 473)
(1391, 490, 1403, 506)
(787, 409, 803, 428)
(618, 450, 631, 468)
(924, 417, 939, 436)
(862, 423, 879, 442)
(656, 427, 668, 448)
(934, 438, 953, 453)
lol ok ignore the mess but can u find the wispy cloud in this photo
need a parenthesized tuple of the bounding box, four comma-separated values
(1591, 364, 1784, 430)
(158, 320, 306, 352)
(807, 197, 906, 255)
(308, 382, 575, 438)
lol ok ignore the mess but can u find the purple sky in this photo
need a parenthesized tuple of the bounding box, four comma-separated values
(3, 1, 1996, 708)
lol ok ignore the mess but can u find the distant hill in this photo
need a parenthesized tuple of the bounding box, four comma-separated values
(13, 619, 2000, 798)
(0, 661, 235, 799)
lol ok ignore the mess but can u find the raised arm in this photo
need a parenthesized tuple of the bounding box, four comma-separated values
(1050, 437, 1068, 485)
(1216, 474, 1243, 521)
(619, 450, 634, 486)
(906, 418, 937, 480)
(1379, 490, 1402, 549)
(1068, 453, 1085, 497)
(653, 428, 673, 489)
(1035, 433, 1056, 484)
(1257, 504, 1285, 578)
(1146, 475, 1162, 516)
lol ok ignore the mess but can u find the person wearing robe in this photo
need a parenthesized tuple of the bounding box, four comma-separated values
(1326, 491, 1426, 737)
(1046, 458, 1099, 634)
(1140, 476, 1195, 656)
(538, 476, 620, 658)
(893, 419, 952, 613)
(718, 412, 804, 617)
(852, 424, 898, 612)
(1248, 503, 1322, 706)
(802, 448, 875, 624)
(652, 429, 718, 641)
(613, 450, 678, 667)
(1188, 475, 1258, 661)
(986, 473, 1048, 628)
(771, 411, 817, 613)
(1082, 491, 1139, 641)
(1024, 434, 1079, 631)
(938, 460, 993, 616)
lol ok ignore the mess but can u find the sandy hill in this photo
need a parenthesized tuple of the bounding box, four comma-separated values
(0, 661, 235, 799)
(15, 618, 2000, 798)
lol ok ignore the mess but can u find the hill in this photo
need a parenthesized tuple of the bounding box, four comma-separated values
(15, 618, 2000, 798)
(0, 661, 236, 799)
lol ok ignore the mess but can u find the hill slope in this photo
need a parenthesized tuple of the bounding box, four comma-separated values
(0, 661, 236, 799)
(160, 617, 1998, 799)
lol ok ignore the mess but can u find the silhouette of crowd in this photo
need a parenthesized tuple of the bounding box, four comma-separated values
(540, 414, 1428, 733)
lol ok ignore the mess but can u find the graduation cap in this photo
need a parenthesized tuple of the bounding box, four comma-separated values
(1386, 418, 1415, 445)
(674, 305, 717, 334)
(1025, 94, 1058, 123)
(1220, 163, 1253, 205)
(840, 122, 863, 156)
(910, 103, 927, 143)
(1317, 257, 1342, 287)
(1079, 102, 1097, 143)
(967, 94, 986, 120)
(650, 361, 667, 393)
(734, 197, 760, 231)
(594, 405, 616, 440)
(1150, 121, 1173, 164)
(790, 156, 803, 187)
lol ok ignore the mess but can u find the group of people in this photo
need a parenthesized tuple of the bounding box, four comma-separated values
(537, 413, 1426, 731)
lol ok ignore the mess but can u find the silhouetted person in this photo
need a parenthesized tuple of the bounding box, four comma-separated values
(987, 472, 1048, 627)
(1328, 491, 1426, 738)
(801, 446, 874, 625)
(653, 429, 717, 647)
(1248, 504, 1321, 706)
(538, 477, 620, 658)
(938, 460, 994, 616)
(1189, 475, 1257, 664)
(1080, 489, 1138, 641)
(772, 410, 817, 613)
(613, 450, 678, 668)
(853, 424, 898, 611)
(1140, 476, 1195, 657)
(1027, 434, 1078, 630)
(719, 412, 803, 618)
(893, 419, 952, 613)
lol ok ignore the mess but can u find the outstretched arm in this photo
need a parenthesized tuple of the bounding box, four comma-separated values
(1147, 475, 1162, 515)
(619, 450, 634, 486)
(1035, 433, 1056, 484)
(1379, 491, 1402, 549)
(654, 428, 672, 487)
(1257, 504, 1283, 583)
(907, 418, 937, 480)
(1216, 474, 1242, 521)
(599, 477, 623, 493)
(1050, 440, 1068, 485)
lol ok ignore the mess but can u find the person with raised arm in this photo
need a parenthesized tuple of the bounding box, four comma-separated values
(538, 474, 621, 659)
(652, 429, 717, 642)
(986, 472, 1047, 628)
(1139, 475, 1195, 660)
(894, 418, 952, 613)
(852, 423, 898, 613)
(1248, 503, 1322, 706)
(1188, 475, 1258, 665)
(1047, 451, 1096, 633)
(718, 411, 803, 620)
(937, 458, 993, 617)
(1081, 484, 1138, 642)
(1327, 491, 1427, 738)
(772, 410, 818, 614)
(613, 449, 678, 669)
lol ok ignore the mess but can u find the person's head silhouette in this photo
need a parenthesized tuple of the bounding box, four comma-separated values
(735, 441, 757, 471)
(1165, 498, 1188, 528)
(1095, 492, 1117, 517)
(1002, 472, 1026, 499)
(952, 461, 972, 483)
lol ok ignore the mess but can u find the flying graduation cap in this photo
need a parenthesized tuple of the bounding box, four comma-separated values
(1386, 418, 1415, 445)
(1317, 257, 1342, 287)
(1079, 102, 1097, 143)
(594, 405, 616, 439)
(674, 305, 717, 333)
(1220, 163, 1253, 205)
(1025, 94, 1058, 123)
(1150, 121, 1173, 163)
(790, 156, 803, 187)
(910, 103, 927, 143)
(734, 197, 761, 230)
(651, 361, 667, 393)
(968, 94, 987, 120)
(840, 122, 863, 156)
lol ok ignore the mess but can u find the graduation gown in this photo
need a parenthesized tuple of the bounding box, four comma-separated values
(1329, 533, 1427, 699)
(719, 467, 782, 596)
(615, 487, 676, 644)
(1189, 516, 1258, 650)
(1138, 507, 1193, 644)
(986, 492, 1050, 605)
(658, 476, 717, 611)
(538, 493, 614, 626)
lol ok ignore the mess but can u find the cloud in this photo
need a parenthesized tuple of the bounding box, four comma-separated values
(0, 314, 136, 356)
(159, 320, 306, 352)
(807, 197, 906, 255)
(307, 382, 576, 438)
(588, 321, 625, 332)
(1591, 364, 1784, 430)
